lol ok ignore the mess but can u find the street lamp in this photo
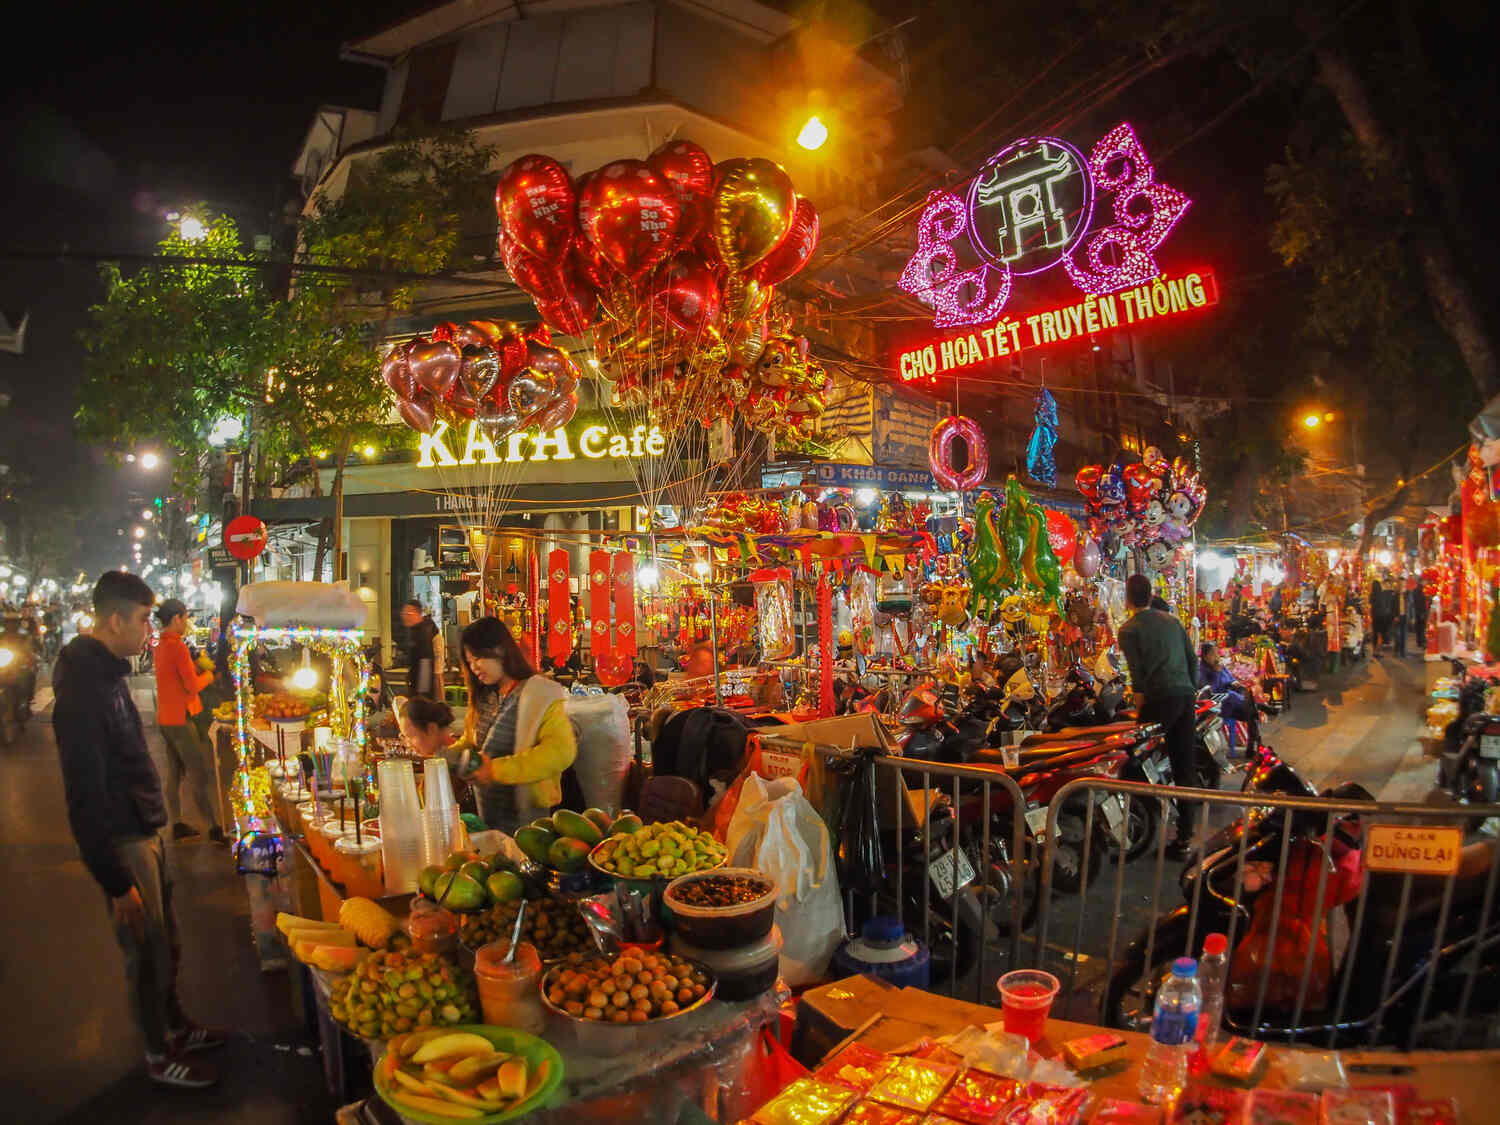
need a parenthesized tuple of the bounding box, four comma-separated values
(208, 415, 244, 447)
(797, 115, 829, 151)
(178, 216, 208, 242)
(142, 509, 153, 520)
(1303, 414, 1321, 429)
(140, 451, 160, 469)
(133, 526, 146, 539)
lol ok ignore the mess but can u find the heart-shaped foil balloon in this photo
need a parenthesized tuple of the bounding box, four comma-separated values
(381, 346, 414, 399)
(407, 339, 461, 398)
(477, 409, 520, 445)
(398, 395, 436, 434)
(509, 369, 558, 423)
(710, 157, 796, 272)
(524, 340, 581, 395)
(495, 154, 577, 264)
(648, 139, 713, 246)
(577, 160, 682, 278)
(533, 392, 577, 433)
(749, 196, 819, 286)
(653, 254, 723, 333)
(459, 344, 503, 408)
(594, 649, 634, 688)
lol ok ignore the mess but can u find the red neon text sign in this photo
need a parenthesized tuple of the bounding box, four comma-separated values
(896, 268, 1218, 381)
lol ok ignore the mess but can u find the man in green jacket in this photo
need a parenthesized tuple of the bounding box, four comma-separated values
(1118, 574, 1201, 859)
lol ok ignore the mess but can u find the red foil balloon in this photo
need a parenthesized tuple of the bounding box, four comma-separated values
(381, 346, 414, 399)
(1075, 465, 1103, 506)
(928, 415, 988, 491)
(577, 160, 681, 278)
(398, 394, 436, 434)
(496, 154, 577, 264)
(652, 255, 723, 333)
(1044, 509, 1078, 567)
(648, 139, 713, 245)
(1122, 462, 1156, 516)
(568, 234, 611, 291)
(406, 339, 461, 399)
(749, 196, 819, 286)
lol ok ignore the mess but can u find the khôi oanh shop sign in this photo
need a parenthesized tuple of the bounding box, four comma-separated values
(897, 267, 1218, 381)
(418, 419, 666, 468)
(898, 123, 1196, 329)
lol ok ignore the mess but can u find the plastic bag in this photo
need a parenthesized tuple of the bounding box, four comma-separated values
(753, 567, 796, 661)
(726, 774, 846, 987)
(563, 693, 633, 812)
(835, 750, 884, 895)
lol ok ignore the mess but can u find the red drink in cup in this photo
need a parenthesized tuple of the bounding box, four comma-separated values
(998, 969, 1060, 1043)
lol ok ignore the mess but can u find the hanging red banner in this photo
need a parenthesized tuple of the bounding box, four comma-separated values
(527, 547, 541, 668)
(818, 570, 835, 718)
(547, 548, 572, 663)
(612, 552, 637, 661)
(588, 549, 612, 661)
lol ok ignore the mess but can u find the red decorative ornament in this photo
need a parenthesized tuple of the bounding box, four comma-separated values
(577, 160, 682, 279)
(495, 154, 577, 264)
(928, 415, 989, 491)
(612, 552, 636, 661)
(547, 549, 572, 663)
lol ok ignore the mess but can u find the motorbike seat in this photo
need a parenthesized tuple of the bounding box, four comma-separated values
(1021, 721, 1137, 746)
(970, 740, 1108, 771)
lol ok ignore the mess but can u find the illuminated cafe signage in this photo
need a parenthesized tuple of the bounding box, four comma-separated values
(418, 420, 666, 468)
(899, 123, 1192, 328)
(897, 268, 1219, 381)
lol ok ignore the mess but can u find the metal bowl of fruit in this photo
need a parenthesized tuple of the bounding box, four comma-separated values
(586, 820, 728, 883)
(538, 950, 716, 1053)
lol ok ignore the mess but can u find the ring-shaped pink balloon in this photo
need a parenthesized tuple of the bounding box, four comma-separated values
(928, 415, 988, 491)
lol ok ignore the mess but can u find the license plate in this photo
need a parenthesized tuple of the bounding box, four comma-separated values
(1025, 804, 1051, 839)
(1481, 734, 1500, 759)
(928, 846, 977, 899)
(1142, 755, 1167, 784)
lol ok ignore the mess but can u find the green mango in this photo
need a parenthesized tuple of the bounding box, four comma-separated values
(433, 871, 486, 912)
(530, 816, 558, 834)
(547, 836, 593, 874)
(442, 851, 468, 871)
(417, 865, 443, 899)
(486, 870, 524, 904)
(513, 825, 557, 865)
(583, 807, 613, 834)
(458, 860, 490, 886)
(610, 813, 643, 835)
(552, 809, 604, 846)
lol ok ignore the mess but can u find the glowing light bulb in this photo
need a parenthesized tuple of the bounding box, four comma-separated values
(1303, 414, 1321, 429)
(693, 559, 711, 577)
(637, 564, 660, 589)
(797, 115, 828, 151)
(178, 216, 207, 241)
(140, 452, 160, 469)
(293, 646, 317, 690)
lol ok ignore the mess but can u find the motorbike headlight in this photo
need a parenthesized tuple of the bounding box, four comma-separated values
(0, 649, 14, 668)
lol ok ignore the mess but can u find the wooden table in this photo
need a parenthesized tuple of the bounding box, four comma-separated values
(799, 974, 1500, 1111)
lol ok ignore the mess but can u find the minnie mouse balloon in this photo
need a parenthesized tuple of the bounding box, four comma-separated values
(578, 160, 681, 278)
(496, 154, 577, 264)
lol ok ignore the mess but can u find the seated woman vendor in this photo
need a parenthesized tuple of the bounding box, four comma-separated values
(459, 616, 577, 834)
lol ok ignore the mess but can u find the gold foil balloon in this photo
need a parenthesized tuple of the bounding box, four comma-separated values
(711, 158, 796, 273)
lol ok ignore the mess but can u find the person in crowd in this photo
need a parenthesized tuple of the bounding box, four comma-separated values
(1393, 579, 1409, 658)
(1269, 583, 1284, 620)
(1228, 581, 1244, 620)
(152, 599, 224, 844)
(53, 572, 224, 1089)
(1411, 577, 1429, 651)
(970, 649, 996, 689)
(459, 617, 577, 834)
(401, 600, 440, 699)
(1369, 579, 1391, 656)
(679, 642, 716, 680)
(1118, 573, 1201, 858)
(399, 695, 456, 758)
(1198, 642, 1262, 754)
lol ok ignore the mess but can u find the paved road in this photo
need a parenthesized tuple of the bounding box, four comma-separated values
(1, 677, 337, 1125)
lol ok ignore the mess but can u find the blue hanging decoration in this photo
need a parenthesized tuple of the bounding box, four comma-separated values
(1026, 386, 1059, 487)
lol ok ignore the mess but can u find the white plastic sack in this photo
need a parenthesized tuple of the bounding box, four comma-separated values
(564, 694, 633, 813)
(236, 581, 368, 629)
(726, 774, 845, 987)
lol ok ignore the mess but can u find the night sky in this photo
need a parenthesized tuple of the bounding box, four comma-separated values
(0, 1, 411, 575)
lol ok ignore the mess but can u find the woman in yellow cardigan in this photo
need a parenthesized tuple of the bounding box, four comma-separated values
(458, 617, 576, 834)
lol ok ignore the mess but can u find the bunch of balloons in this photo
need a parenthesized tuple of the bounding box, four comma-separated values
(383, 319, 580, 440)
(493, 142, 822, 435)
(1076, 447, 1205, 569)
(720, 331, 833, 445)
(966, 477, 1066, 620)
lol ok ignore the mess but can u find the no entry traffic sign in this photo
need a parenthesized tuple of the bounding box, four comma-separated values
(224, 515, 268, 561)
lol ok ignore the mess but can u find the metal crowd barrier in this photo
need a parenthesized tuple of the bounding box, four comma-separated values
(1031, 777, 1500, 1050)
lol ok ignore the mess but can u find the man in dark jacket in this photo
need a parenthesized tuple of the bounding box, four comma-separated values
(1118, 574, 1202, 858)
(401, 599, 440, 699)
(53, 572, 222, 1088)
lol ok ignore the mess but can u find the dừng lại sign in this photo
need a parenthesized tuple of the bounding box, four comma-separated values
(417, 419, 666, 468)
(898, 123, 1196, 329)
(896, 268, 1218, 381)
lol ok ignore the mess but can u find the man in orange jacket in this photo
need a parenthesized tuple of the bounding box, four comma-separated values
(153, 599, 224, 843)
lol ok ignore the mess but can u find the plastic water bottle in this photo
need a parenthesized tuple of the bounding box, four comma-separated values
(1196, 933, 1229, 1049)
(1138, 957, 1201, 1105)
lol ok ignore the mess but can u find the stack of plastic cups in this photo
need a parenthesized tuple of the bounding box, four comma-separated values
(377, 759, 424, 894)
(422, 759, 457, 867)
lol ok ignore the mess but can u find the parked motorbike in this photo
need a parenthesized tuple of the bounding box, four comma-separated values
(1435, 660, 1500, 810)
(1107, 744, 1500, 1046)
(0, 618, 38, 746)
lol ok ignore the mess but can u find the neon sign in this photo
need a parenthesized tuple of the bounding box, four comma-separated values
(417, 421, 666, 468)
(896, 268, 1218, 381)
(900, 123, 1192, 328)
